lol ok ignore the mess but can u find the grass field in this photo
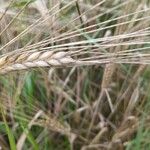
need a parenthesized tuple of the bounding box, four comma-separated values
(0, 0, 150, 149)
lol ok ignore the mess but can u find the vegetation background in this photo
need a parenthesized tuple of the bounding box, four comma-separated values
(0, 0, 150, 149)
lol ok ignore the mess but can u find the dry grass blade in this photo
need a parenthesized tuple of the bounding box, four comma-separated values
(17, 110, 43, 150)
